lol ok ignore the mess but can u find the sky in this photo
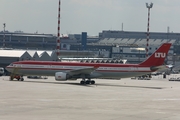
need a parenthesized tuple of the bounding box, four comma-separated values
(0, 0, 180, 36)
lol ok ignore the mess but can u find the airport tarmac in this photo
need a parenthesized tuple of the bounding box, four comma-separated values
(0, 74, 180, 120)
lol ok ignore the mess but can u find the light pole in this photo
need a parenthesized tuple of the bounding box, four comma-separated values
(3, 23, 6, 48)
(146, 3, 153, 58)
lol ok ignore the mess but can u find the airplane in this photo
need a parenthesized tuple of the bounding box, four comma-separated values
(6, 43, 171, 84)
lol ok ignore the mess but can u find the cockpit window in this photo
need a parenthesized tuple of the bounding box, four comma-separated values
(9, 63, 13, 66)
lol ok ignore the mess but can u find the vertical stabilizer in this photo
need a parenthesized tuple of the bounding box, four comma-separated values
(139, 43, 171, 66)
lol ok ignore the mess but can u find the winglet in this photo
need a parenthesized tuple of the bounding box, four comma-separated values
(139, 43, 172, 66)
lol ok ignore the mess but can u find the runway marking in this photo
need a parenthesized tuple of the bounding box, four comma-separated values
(156, 111, 166, 114)
(153, 98, 180, 101)
(1, 98, 180, 102)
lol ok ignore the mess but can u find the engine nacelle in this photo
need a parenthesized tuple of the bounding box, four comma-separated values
(55, 72, 68, 81)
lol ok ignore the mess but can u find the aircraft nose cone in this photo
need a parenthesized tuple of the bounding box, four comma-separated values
(5, 66, 11, 72)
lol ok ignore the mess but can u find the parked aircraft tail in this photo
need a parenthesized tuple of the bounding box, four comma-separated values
(139, 43, 171, 67)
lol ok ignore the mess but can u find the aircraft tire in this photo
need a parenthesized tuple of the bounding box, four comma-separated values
(85, 80, 90, 84)
(80, 81, 85, 85)
(91, 80, 95, 84)
(20, 78, 24, 81)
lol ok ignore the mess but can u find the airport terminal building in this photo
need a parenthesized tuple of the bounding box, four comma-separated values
(0, 30, 179, 65)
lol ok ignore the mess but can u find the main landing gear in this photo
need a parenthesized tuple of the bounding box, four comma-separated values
(80, 79, 95, 85)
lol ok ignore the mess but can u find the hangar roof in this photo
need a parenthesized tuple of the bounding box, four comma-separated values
(0, 49, 52, 58)
(98, 38, 177, 46)
(0, 50, 25, 57)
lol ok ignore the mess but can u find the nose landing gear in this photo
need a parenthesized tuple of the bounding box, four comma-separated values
(9, 75, 24, 81)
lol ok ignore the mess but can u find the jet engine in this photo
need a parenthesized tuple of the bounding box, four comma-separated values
(55, 72, 69, 81)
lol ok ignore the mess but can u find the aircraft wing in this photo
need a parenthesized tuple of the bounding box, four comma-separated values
(65, 67, 98, 76)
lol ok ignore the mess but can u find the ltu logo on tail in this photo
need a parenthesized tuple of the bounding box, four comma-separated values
(155, 53, 166, 58)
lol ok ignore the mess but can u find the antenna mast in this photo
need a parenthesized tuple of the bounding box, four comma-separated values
(3, 23, 6, 48)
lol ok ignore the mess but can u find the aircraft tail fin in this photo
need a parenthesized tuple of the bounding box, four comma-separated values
(139, 43, 172, 66)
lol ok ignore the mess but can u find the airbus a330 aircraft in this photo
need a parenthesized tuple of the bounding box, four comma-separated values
(6, 43, 171, 84)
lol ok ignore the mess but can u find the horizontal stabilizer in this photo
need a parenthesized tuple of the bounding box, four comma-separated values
(150, 65, 168, 71)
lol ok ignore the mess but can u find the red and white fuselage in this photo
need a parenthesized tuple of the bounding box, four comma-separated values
(6, 43, 172, 81)
(6, 61, 152, 79)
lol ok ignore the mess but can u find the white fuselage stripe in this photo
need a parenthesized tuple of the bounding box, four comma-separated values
(11, 64, 151, 72)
